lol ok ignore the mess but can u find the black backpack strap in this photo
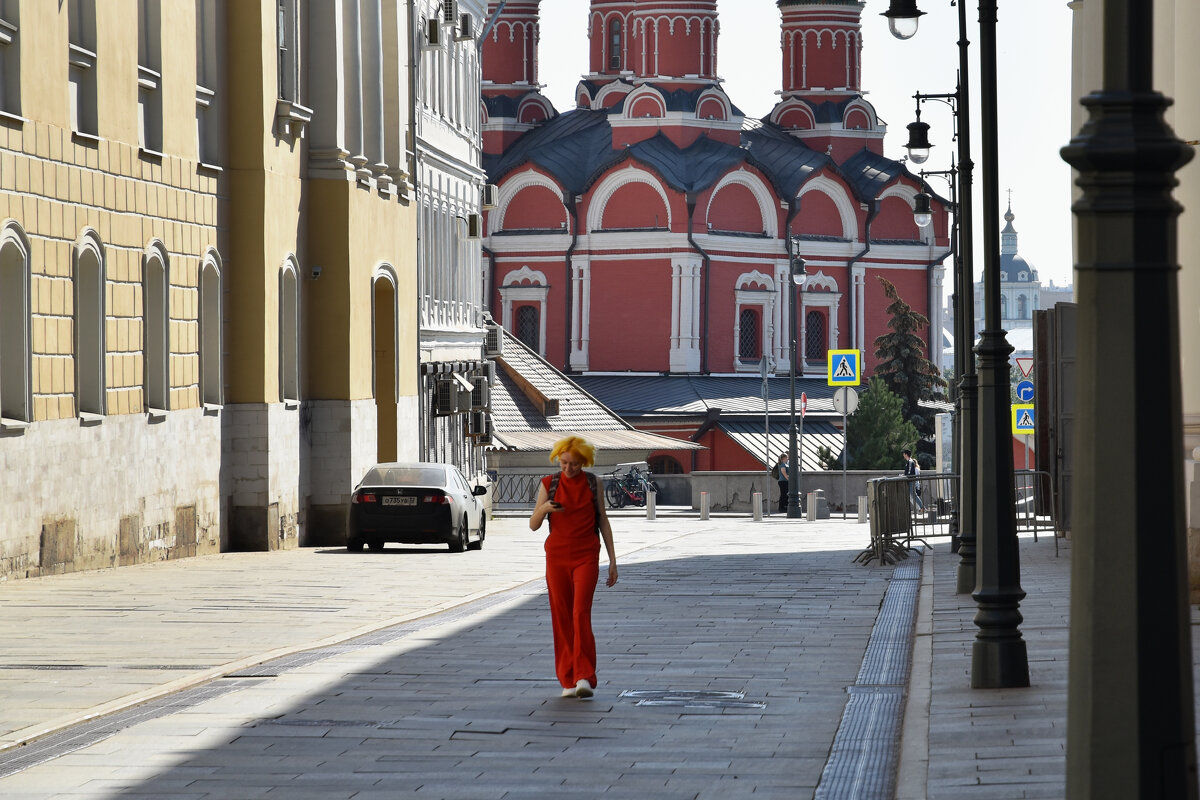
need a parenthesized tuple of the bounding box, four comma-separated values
(547, 473, 560, 502)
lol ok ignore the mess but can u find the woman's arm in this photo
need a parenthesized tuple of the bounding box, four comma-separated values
(529, 482, 558, 530)
(595, 478, 618, 586)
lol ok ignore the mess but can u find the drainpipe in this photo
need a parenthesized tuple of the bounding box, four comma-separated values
(783, 199, 800, 369)
(482, 242, 496, 324)
(686, 193, 711, 373)
(408, 0, 425, 458)
(563, 191, 579, 371)
(846, 199, 880, 352)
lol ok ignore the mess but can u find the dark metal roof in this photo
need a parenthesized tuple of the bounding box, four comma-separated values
(484, 109, 622, 193)
(488, 333, 702, 453)
(840, 147, 913, 201)
(628, 133, 747, 193)
(720, 420, 844, 472)
(741, 124, 833, 199)
(574, 375, 847, 418)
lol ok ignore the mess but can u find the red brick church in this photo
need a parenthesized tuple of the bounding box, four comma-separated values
(479, 0, 950, 473)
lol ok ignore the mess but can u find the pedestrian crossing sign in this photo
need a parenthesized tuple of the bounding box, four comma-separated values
(1012, 404, 1036, 435)
(827, 350, 861, 386)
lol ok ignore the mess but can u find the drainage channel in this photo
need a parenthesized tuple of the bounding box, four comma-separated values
(0, 578, 548, 779)
(813, 559, 921, 800)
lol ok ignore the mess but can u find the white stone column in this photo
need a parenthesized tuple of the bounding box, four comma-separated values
(306, 1, 352, 177)
(570, 257, 590, 371)
(342, 0, 368, 181)
(362, 0, 389, 188)
(930, 264, 945, 363)
(670, 260, 701, 372)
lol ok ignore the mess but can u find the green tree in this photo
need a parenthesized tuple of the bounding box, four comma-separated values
(838, 378, 920, 469)
(872, 276, 947, 448)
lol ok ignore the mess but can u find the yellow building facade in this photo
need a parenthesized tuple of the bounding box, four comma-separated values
(0, 0, 419, 579)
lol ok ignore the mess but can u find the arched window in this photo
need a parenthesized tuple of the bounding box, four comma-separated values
(805, 310, 826, 363)
(279, 258, 299, 401)
(649, 455, 683, 475)
(143, 243, 169, 412)
(75, 233, 105, 417)
(199, 251, 222, 406)
(1001, 294, 1009, 319)
(1017, 294, 1028, 319)
(738, 308, 760, 361)
(516, 305, 539, 350)
(608, 18, 622, 71)
(0, 223, 29, 422)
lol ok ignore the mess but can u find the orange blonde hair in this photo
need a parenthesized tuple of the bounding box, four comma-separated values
(549, 435, 596, 468)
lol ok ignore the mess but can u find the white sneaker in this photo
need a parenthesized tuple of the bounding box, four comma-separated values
(574, 679, 594, 698)
(561, 686, 576, 697)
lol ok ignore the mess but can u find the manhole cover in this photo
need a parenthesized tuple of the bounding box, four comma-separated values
(619, 689, 766, 709)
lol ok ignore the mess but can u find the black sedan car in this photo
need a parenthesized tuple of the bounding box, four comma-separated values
(348, 462, 488, 553)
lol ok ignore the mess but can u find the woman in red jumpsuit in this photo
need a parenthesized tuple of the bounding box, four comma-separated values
(529, 436, 618, 698)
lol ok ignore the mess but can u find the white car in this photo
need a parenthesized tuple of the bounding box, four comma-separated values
(348, 462, 487, 553)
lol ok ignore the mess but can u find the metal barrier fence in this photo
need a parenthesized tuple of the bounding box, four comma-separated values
(492, 472, 546, 508)
(856, 469, 1059, 565)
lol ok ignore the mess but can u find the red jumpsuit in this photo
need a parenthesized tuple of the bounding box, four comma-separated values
(541, 472, 601, 690)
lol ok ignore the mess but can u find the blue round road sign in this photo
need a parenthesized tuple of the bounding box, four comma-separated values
(1016, 380, 1035, 403)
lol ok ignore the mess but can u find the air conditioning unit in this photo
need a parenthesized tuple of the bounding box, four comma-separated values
(457, 383, 474, 413)
(425, 16, 442, 47)
(456, 12, 474, 41)
(434, 379, 459, 415)
(484, 360, 497, 386)
(476, 417, 493, 446)
(484, 323, 504, 358)
(481, 183, 498, 209)
(471, 375, 489, 410)
(442, 0, 457, 25)
(467, 212, 483, 239)
(467, 410, 488, 437)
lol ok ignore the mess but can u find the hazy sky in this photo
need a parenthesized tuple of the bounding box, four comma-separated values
(534, 0, 1076, 290)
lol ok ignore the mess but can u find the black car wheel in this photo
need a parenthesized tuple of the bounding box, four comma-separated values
(367, 539, 386, 552)
(468, 517, 485, 551)
(449, 517, 468, 553)
(346, 536, 364, 552)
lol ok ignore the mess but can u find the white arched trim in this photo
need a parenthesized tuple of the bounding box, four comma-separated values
(588, 165, 672, 232)
(279, 255, 300, 402)
(695, 88, 731, 121)
(498, 266, 549, 356)
(797, 176, 859, 241)
(593, 79, 633, 109)
(491, 170, 567, 235)
(518, 94, 554, 121)
(770, 98, 817, 130)
(623, 85, 666, 119)
(199, 247, 223, 407)
(805, 270, 838, 292)
(734, 269, 777, 373)
(706, 170, 778, 237)
(0, 220, 30, 423)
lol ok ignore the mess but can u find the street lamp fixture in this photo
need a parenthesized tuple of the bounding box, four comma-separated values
(786, 239, 807, 519)
(904, 109, 933, 164)
(912, 191, 933, 229)
(881, 0, 924, 40)
(889, 0, 1026, 688)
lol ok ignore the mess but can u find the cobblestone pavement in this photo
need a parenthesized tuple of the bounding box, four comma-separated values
(3, 510, 1197, 799)
(0, 514, 899, 799)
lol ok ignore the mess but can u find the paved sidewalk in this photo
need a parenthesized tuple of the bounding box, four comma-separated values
(0, 515, 894, 799)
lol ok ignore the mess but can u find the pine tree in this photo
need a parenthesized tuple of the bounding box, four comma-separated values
(872, 276, 947, 447)
(841, 378, 920, 469)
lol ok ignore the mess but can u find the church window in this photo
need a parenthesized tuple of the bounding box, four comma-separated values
(75, 234, 106, 417)
(738, 308, 760, 361)
(1018, 271, 1028, 281)
(608, 19, 622, 71)
(280, 258, 300, 402)
(805, 310, 826, 364)
(1017, 294, 1028, 319)
(1000, 271, 1008, 281)
(1001, 294, 1009, 319)
(516, 305, 539, 351)
(200, 252, 222, 406)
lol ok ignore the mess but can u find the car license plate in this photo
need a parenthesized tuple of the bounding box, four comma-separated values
(382, 496, 416, 506)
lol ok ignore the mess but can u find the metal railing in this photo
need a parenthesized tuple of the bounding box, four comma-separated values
(856, 469, 1058, 565)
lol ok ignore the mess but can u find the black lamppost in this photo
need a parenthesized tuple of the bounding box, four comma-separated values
(887, 0, 1028, 689)
(1060, 2, 1196, 796)
(905, 83, 979, 597)
(786, 237, 807, 519)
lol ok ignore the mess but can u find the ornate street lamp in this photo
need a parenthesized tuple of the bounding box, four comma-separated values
(786, 239, 807, 519)
(880, 0, 924, 41)
(889, 0, 1025, 687)
(904, 107, 933, 165)
(1060, 1, 1196, 794)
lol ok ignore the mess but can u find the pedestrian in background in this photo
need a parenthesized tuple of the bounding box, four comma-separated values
(772, 452, 789, 512)
(902, 448, 924, 514)
(530, 436, 618, 699)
